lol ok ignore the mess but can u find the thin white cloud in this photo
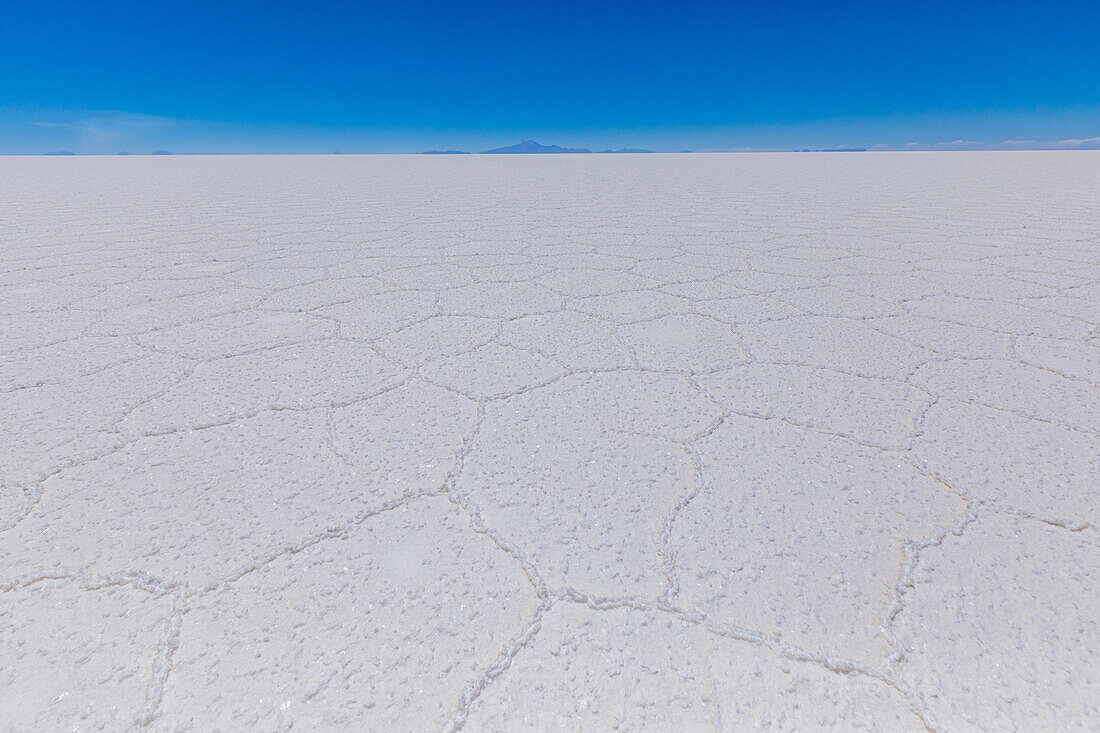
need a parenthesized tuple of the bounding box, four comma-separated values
(912, 137, 1100, 151)
(1057, 136, 1100, 148)
(19, 111, 187, 153)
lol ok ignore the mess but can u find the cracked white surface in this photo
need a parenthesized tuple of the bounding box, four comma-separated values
(463, 604, 924, 731)
(892, 512, 1099, 730)
(1, 153, 1098, 730)
(1, 579, 176, 730)
(156, 496, 537, 731)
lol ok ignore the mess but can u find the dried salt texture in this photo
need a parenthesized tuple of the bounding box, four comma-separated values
(1, 152, 1097, 730)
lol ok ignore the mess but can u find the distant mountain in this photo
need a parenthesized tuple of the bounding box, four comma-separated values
(481, 140, 591, 154)
(597, 148, 654, 154)
(796, 147, 867, 152)
(421, 149, 470, 154)
(152, 149, 172, 155)
(118, 151, 130, 155)
(43, 150, 75, 156)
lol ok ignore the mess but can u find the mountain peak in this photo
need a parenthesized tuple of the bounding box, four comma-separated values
(481, 140, 591, 154)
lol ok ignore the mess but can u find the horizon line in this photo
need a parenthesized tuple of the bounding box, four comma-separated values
(6, 149, 1100, 157)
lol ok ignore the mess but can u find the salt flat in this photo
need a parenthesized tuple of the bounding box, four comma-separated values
(1, 152, 1097, 731)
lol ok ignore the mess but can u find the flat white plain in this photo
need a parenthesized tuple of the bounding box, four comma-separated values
(1, 153, 1097, 731)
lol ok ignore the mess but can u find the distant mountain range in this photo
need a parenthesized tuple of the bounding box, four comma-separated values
(481, 140, 591, 154)
(795, 147, 867, 152)
(420, 141, 655, 155)
(39, 142, 656, 157)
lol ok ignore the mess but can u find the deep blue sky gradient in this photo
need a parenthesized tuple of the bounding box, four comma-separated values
(3, 0, 1099, 152)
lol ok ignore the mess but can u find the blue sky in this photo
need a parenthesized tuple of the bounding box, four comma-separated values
(2, 0, 1099, 153)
